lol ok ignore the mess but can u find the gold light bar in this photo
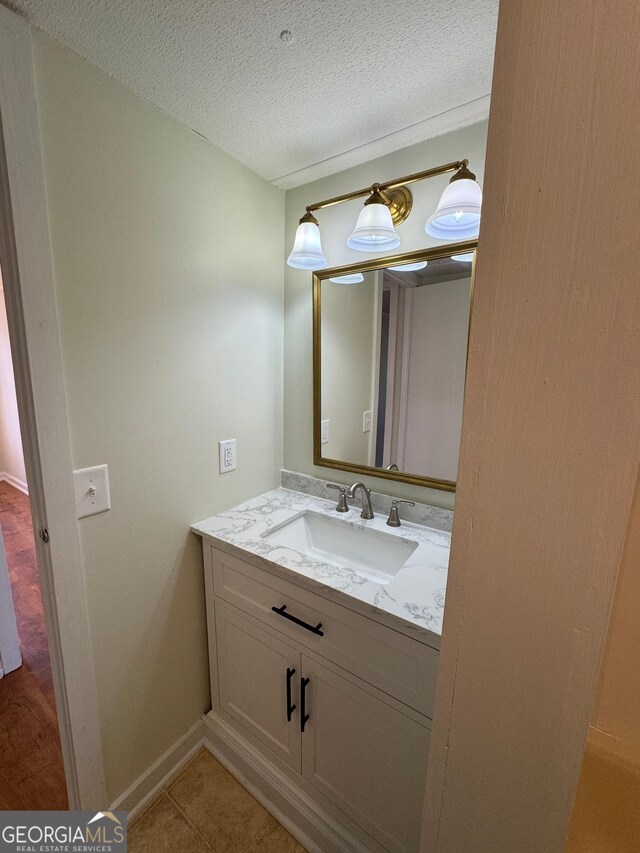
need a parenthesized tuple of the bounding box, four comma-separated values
(287, 158, 480, 269)
(305, 160, 468, 213)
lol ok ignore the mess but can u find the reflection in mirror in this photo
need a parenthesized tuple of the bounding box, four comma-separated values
(315, 247, 474, 490)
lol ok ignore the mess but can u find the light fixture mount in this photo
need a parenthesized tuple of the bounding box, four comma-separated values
(449, 160, 477, 183)
(384, 186, 413, 226)
(299, 209, 319, 226)
(361, 184, 413, 226)
(363, 185, 389, 206)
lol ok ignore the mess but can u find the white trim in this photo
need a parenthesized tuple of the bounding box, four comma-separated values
(382, 282, 400, 468)
(203, 712, 377, 853)
(110, 721, 204, 820)
(369, 271, 384, 468)
(270, 96, 491, 189)
(395, 286, 415, 471)
(0, 5, 106, 807)
(0, 472, 28, 495)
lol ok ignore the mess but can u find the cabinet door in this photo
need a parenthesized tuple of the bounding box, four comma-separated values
(215, 602, 302, 772)
(301, 655, 430, 853)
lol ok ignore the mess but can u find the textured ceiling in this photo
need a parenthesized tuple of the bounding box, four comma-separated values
(10, 0, 499, 183)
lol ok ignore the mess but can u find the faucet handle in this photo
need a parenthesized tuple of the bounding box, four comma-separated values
(386, 499, 415, 528)
(327, 483, 349, 513)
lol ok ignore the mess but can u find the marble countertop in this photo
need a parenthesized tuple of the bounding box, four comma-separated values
(192, 488, 449, 644)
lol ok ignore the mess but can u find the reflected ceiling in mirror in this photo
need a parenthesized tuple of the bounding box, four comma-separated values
(313, 242, 476, 491)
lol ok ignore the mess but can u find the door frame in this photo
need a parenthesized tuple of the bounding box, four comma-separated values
(0, 527, 22, 677)
(422, 0, 640, 848)
(0, 6, 106, 807)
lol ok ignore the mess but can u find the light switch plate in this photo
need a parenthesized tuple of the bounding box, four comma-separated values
(73, 465, 111, 519)
(321, 419, 330, 444)
(362, 410, 372, 433)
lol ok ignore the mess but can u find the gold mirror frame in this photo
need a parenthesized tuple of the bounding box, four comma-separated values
(313, 239, 478, 492)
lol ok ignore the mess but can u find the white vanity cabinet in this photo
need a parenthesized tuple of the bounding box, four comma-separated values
(216, 602, 302, 772)
(202, 544, 439, 853)
(300, 655, 430, 853)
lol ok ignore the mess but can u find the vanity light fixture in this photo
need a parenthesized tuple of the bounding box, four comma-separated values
(346, 186, 401, 252)
(329, 273, 365, 284)
(287, 211, 328, 270)
(387, 261, 428, 272)
(287, 158, 481, 269)
(425, 163, 482, 240)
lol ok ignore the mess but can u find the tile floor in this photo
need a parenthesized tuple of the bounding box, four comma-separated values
(0, 482, 68, 810)
(129, 749, 307, 852)
(130, 744, 640, 853)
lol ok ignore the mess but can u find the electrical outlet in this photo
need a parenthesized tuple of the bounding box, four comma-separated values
(321, 419, 330, 445)
(218, 439, 237, 473)
(362, 410, 372, 433)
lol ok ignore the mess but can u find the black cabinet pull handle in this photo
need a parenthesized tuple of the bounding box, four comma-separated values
(300, 676, 310, 733)
(271, 604, 324, 637)
(286, 667, 296, 722)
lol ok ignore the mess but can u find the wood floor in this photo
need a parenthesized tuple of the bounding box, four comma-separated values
(0, 481, 68, 810)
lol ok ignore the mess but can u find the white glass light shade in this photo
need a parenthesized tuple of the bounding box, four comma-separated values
(387, 261, 428, 272)
(347, 203, 401, 252)
(425, 178, 482, 240)
(451, 252, 474, 263)
(287, 222, 327, 270)
(329, 273, 365, 284)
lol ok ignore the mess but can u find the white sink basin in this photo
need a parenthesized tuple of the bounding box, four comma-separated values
(261, 511, 418, 584)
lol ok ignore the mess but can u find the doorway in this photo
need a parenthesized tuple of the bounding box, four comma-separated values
(0, 275, 68, 809)
(0, 4, 106, 807)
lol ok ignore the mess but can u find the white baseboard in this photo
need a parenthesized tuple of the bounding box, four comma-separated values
(109, 710, 385, 848)
(0, 473, 28, 495)
(110, 720, 204, 820)
(587, 725, 640, 776)
(202, 712, 380, 853)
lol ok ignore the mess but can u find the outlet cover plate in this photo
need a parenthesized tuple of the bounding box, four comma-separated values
(218, 439, 237, 473)
(74, 464, 111, 519)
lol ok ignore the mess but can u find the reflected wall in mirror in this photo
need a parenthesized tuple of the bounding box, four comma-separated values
(313, 243, 476, 491)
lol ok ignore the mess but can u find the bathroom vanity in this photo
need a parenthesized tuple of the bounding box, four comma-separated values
(193, 478, 450, 853)
(191, 239, 465, 851)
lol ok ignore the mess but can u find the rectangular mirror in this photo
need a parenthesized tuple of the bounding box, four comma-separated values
(313, 241, 476, 491)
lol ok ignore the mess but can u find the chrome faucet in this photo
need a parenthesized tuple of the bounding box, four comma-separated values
(347, 482, 374, 519)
